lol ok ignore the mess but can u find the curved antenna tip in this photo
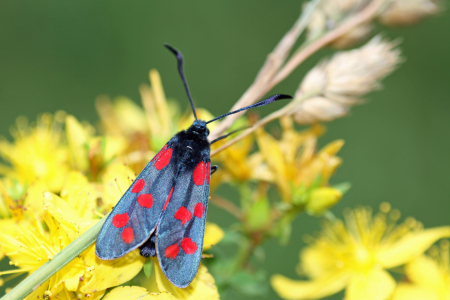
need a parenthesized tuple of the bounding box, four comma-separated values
(164, 43, 198, 120)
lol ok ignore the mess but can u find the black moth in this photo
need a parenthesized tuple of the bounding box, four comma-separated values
(95, 44, 292, 288)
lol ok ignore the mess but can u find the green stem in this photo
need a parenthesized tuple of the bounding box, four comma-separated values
(1, 217, 106, 300)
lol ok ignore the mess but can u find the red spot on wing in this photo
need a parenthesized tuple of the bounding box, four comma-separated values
(132, 179, 145, 193)
(207, 162, 211, 185)
(194, 203, 205, 218)
(138, 194, 153, 208)
(174, 206, 192, 225)
(165, 243, 180, 260)
(155, 147, 173, 170)
(122, 227, 134, 244)
(193, 161, 206, 185)
(112, 213, 129, 228)
(152, 145, 168, 162)
(181, 237, 198, 255)
(163, 188, 174, 210)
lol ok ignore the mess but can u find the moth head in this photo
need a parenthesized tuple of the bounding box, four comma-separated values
(188, 120, 209, 137)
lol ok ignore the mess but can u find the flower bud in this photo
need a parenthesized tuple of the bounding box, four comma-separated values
(306, 187, 343, 215)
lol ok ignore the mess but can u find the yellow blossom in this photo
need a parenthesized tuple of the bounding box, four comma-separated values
(255, 117, 343, 203)
(65, 115, 93, 172)
(271, 204, 450, 300)
(392, 240, 450, 300)
(0, 169, 145, 299)
(213, 132, 272, 188)
(103, 286, 176, 300)
(0, 112, 70, 192)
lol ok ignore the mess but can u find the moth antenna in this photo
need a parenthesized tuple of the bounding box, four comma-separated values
(210, 126, 250, 144)
(164, 44, 198, 120)
(206, 94, 292, 124)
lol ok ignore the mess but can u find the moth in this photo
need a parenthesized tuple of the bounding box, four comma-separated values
(95, 44, 292, 288)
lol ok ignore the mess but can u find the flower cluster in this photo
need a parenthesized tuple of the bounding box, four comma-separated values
(271, 204, 450, 300)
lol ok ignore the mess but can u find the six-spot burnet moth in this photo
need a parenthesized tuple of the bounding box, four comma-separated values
(95, 44, 293, 288)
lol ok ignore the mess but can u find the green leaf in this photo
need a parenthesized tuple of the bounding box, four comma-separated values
(332, 182, 351, 194)
(143, 259, 153, 279)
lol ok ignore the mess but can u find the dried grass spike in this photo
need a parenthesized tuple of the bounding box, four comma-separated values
(379, 0, 441, 27)
(293, 35, 402, 124)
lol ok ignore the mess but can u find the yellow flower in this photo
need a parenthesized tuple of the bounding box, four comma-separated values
(392, 240, 450, 300)
(0, 170, 145, 299)
(213, 133, 271, 187)
(0, 112, 70, 192)
(103, 286, 176, 300)
(271, 204, 450, 300)
(255, 117, 343, 203)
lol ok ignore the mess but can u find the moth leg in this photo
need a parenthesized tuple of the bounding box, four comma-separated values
(211, 165, 218, 175)
(140, 233, 157, 257)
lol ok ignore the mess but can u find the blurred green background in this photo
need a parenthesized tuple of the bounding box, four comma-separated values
(1, 1, 449, 299)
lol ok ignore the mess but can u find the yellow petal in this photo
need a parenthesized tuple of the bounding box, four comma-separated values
(404, 255, 446, 291)
(271, 273, 350, 300)
(391, 283, 439, 300)
(102, 135, 127, 163)
(345, 269, 395, 300)
(80, 246, 145, 293)
(113, 97, 148, 134)
(149, 70, 171, 136)
(60, 171, 96, 219)
(58, 257, 85, 291)
(103, 286, 176, 300)
(378, 227, 450, 268)
(65, 115, 90, 171)
(203, 223, 224, 251)
(255, 128, 290, 200)
(43, 192, 91, 239)
(23, 180, 49, 218)
(101, 162, 135, 212)
(152, 258, 220, 300)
